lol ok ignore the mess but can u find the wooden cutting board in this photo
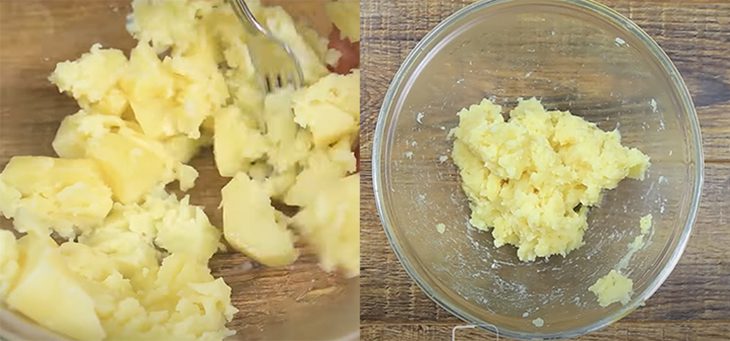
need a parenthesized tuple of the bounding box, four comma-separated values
(360, 1, 730, 340)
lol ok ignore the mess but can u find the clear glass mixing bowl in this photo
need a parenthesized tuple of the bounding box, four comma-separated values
(372, 0, 703, 339)
(0, 1, 357, 340)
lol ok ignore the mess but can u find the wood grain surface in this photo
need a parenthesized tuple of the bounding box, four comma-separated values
(360, 0, 730, 340)
(0, 1, 357, 340)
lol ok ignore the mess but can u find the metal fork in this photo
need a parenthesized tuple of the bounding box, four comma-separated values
(229, 0, 304, 92)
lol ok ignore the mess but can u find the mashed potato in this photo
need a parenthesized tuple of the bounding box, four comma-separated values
(52, 111, 199, 203)
(589, 270, 633, 307)
(590, 214, 654, 307)
(0, 157, 113, 239)
(1, 191, 234, 341)
(452, 98, 650, 261)
(0, 0, 359, 339)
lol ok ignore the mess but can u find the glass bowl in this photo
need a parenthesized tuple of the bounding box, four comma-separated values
(0, 1, 357, 340)
(372, 0, 703, 339)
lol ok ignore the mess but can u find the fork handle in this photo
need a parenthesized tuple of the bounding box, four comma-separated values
(230, 0, 269, 37)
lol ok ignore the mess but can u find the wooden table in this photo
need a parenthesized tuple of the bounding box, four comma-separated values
(360, 1, 730, 339)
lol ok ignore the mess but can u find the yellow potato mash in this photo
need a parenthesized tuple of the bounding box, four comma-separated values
(617, 213, 653, 271)
(293, 70, 360, 147)
(222, 173, 298, 267)
(591, 214, 653, 307)
(639, 214, 653, 234)
(452, 98, 650, 261)
(0, 157, 113, 239)
(292, 173, 360, 277)
(589, 270, 633, 307)
(1, 191, 234, 341)
(52, 111, 199, 203)
(0, 0, 359, 339)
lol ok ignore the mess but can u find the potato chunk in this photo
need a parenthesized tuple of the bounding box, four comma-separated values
(213, 106, 268, 177)
(293, 70, 359, 147)
(0, 157, 113, 238)
(49, 44, 129, 117)
(86, 133, 169, 204)
(292, 173, 359, 277)
(53, 112, 199, 203)
(6, 235, 106, 341)
(222, 173, 297, 267)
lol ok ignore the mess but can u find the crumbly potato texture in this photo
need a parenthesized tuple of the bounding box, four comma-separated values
(452, 98, 649, 261)
(0, 0, 359, 340)
(589, 269, 633, 307)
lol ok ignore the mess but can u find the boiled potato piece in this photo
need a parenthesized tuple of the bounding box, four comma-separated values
(52, 112, 197, 198)
(52, 111, 127, 158)
(6, 234, 106, 341)
(0, 177, 21, 220)
(86, 133, 169, 204)
(49, 44, 129, 117)
(0, 156, 113, 238)
(222, 173, 297, 267)
(78, 216, 161, 288)
(71, 191, 236, 340)
(0, 230, 20, 299)
(122, 41, 184, 139)
(293, 173, 359, 277)
(150, 193, 221, 262)
(87, 87, 129, 117)
(213, 106, 268, 177)
(284, 140, 356, 207)
(1, 157, 109, 198)
(1, 231, 237, 341)
(127, 253, 237, 340)
(122, 40, 228, 140)
(263, 168, 297, 201)
(224, 68, 265, 114)
(264, 88, 312, 173)
(162, 134, 204, 163)
(127, 0, 213, 54)
(293, 70, 359, 147)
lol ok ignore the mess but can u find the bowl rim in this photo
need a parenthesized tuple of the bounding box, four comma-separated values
(371, 0, 704, 339)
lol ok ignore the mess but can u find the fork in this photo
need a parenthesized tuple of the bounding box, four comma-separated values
(229, 0, 304, 92)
